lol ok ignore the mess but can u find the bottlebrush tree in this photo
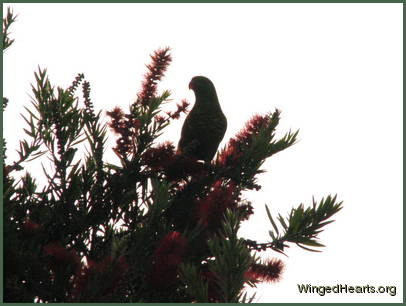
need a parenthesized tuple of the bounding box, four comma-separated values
(3, 9, 342, 303)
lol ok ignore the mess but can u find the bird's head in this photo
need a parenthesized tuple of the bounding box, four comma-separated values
(188, 76, 217, 98)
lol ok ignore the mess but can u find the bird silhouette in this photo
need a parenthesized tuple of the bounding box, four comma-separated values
(177, 76, 227, 163)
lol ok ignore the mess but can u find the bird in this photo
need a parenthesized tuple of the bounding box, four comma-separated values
(177, 76, 227, 163)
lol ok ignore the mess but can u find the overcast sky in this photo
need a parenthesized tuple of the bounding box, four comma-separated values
(3, 3, 403, 303)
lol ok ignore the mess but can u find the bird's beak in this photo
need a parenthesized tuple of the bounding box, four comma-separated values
(188, 81, 192, 90)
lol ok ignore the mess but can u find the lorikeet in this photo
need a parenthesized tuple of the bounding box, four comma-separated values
(177, 76, 227, 163)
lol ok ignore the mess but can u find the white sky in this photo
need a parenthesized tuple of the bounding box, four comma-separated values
(3, 3, 403, 303)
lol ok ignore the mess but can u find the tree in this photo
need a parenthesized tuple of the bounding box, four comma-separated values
(3, 10, 342, 302)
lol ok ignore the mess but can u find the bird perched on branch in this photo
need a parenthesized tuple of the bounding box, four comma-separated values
(177, 76, 227, 163)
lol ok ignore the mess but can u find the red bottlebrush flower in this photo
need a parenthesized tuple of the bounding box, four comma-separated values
(167, 99, 190, 120)
(244, 114, 270, 135)
(43, 243, 80, 271)
(82, 80, 95, 120)
(196, 180, 236, 229)
(154, 115, 166, 124)
(154, 231, 187, 264)
(245, 259, 284, 283)
(137, 47, 172, 106)
(106, 106, 140, 155)
(217, 114, 270, 167)
(106, 106, 125, 130)
(20, 219, 40, 238)
(142, 143, 206, 181)
(106, 107, 141, 155)
(130, 117, 142, 129)
(178, 99, 189, 113)
(71, 257, 111, 300)
(142, 142, 176, 171)
(217, 145, 244, 168)
(72, 256, 129, 300)
(149, 231, 187, 286)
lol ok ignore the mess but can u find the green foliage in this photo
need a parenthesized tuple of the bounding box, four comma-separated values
(206, 210, 254, 302)
(179, 262, 209, 302)
(2, 7, 17, 52)
(262, 195, 343, 255)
